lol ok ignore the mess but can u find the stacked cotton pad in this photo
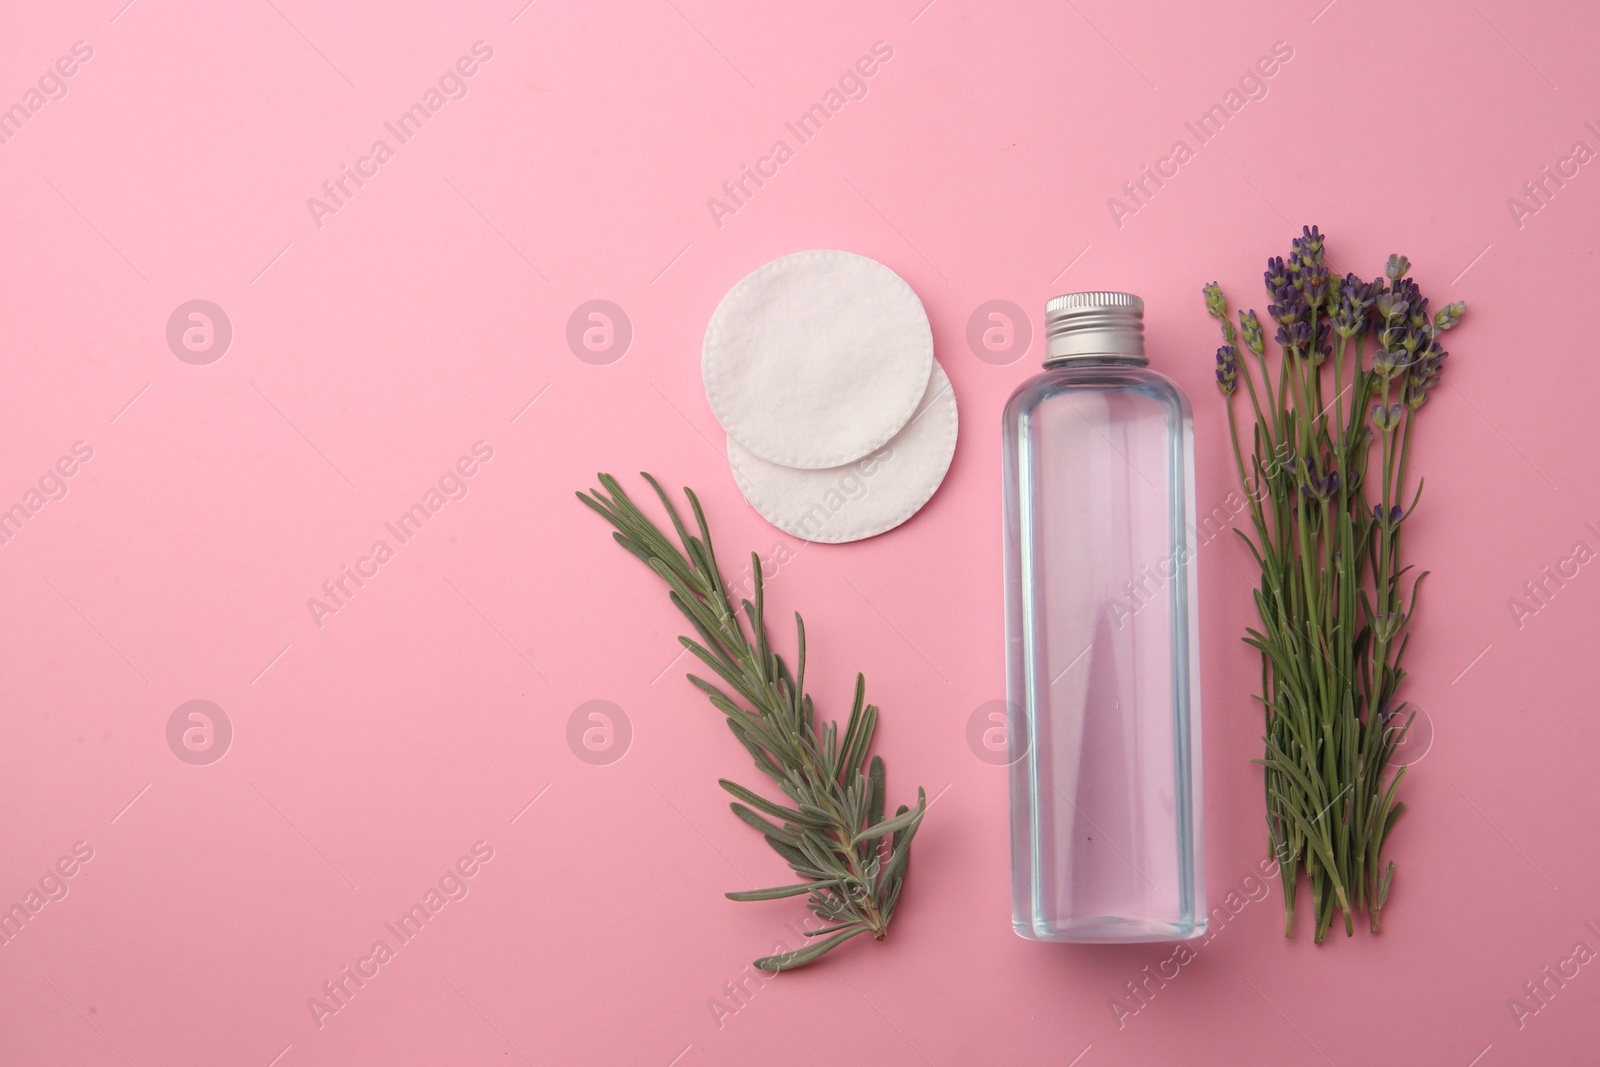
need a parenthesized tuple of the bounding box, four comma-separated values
(703, 250, 958, 544)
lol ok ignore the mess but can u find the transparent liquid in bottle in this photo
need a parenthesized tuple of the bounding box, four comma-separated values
(1001, 293, 1205, 943)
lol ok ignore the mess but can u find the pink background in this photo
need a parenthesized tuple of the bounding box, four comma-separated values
(2, 0, 1597, 1063)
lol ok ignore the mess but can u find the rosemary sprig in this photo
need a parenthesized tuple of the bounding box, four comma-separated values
(577, 472, 927, 971)
(1203, 227, 1465, 941)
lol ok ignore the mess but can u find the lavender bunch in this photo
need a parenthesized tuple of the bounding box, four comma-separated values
(1203, 227, 1465, 941)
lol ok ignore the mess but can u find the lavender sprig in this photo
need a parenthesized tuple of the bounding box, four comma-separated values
(578, 474, 926, 970)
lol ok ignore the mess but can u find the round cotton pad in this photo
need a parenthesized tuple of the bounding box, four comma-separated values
(703, 250, 934, 469)
(727, 361, 957, 544)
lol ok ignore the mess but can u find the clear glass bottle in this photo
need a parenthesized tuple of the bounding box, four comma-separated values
(1001, 291, 1205, 943)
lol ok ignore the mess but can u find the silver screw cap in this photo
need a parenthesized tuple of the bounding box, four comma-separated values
(1044, 291, 1145, 364)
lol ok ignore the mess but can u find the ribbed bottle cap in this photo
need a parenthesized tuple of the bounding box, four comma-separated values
(1044, 291, 1145, 364)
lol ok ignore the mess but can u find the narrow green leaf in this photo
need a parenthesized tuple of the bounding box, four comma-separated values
(718, 779, 828, 828)
(837, 674, 866, 769)
(726, 881, 838, 902)
(802, 921, 861, 938)
(752, 927, 869, 972)
(728, 802, 799, 844)
(851, 788, 925, 845)
(764, 834, 813, 872)
(866, 755, 886, 826)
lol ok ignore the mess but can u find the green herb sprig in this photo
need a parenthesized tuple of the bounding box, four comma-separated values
(578, 473, 927, 970)
(1203, 227, 1466, 942)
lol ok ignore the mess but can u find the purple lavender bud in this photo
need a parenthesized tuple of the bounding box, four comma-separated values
(1264, 256, 1289, 293)
(1372, 348, 1408, 381)
(1239, 309, 1266, 355)
(1299, 455, 1340, 500)
(1434, 300, 1467, 330)
(1370, 401, 1404, 431)
(1385, 254, 1410, 282)
(1407, 356, 1432, 387)
(1292, 225, 1325, 270)
(1408, 297, 1431, 330)
(1215, 344, 1240, 396)
(1270, 284, 1308, 327)
(1375, 293, 1409, 322)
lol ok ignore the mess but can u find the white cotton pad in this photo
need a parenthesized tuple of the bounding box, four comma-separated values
(703, 250, 934, 469)
(727, 361, 958, 544)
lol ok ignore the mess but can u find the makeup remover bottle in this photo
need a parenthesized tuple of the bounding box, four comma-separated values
(1001, 292, 1205, 942)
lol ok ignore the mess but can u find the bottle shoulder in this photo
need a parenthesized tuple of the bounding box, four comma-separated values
(1003, 363, 1192, 420)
